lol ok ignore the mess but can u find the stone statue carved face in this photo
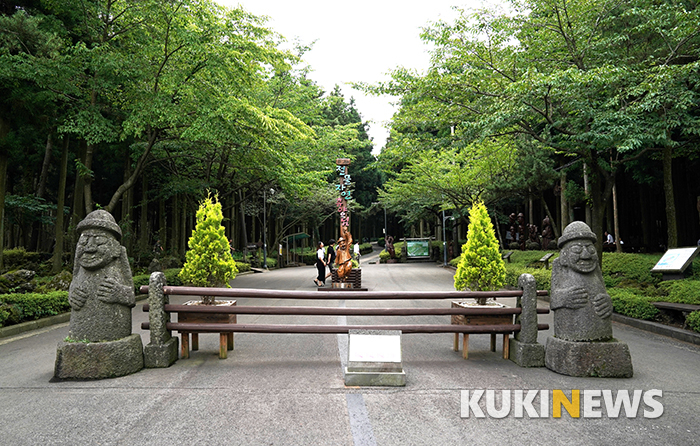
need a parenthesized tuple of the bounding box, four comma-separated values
(76, 228, 119, 270)
(562, 239, 598, 273)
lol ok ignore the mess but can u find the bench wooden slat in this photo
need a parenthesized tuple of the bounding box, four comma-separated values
(142, 321, 549, 334)
(651, 302, 700, 312)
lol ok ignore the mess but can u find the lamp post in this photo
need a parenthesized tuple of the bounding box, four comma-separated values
(263, 188, 274, 269)
(442, 210, 447, 267)
(442, 211, 454, 267)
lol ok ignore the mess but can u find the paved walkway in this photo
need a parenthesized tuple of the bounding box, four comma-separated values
(1, 250, 699, 445)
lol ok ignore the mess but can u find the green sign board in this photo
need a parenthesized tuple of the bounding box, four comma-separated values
(406, 240, 430, 258)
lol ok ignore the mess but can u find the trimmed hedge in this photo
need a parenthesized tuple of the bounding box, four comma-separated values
(656, 280, 700, 305)
(132, 268, 184, 293)
(600, 252, 662, 288)
(686, 311, 700, 333)
(0, 291, 70, 327)
(503, 265, 552, 291)
(609, 288, 659, 320)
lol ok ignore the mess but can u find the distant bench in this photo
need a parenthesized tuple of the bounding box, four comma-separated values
(538, 253, 555, 269)
(651, 302, 700, 329)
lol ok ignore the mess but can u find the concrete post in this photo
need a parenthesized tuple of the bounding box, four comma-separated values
(144, 272, 178, 367)
(509, 273, 545, 367)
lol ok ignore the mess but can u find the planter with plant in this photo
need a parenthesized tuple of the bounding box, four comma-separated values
(452, 202, 510, 357)
(177, 194, 239, 355)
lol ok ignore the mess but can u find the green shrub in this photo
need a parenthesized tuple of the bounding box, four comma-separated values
(2, 247, 41, 271)
(609, 288, 659, 320)
(235, 262, 251, 273)
(0, 291, 70, 327)
(454, 202, 505, 304)
(504, 265, 552, 291)
(379, 250, 390, 263)
(132, 268, 184, 294)
(179, 194, 238, 299)
(359, 243, 373, 255)
(601, 252, 662, 288)
(686, 311, 700, 333)
(656, 280, 700, 305)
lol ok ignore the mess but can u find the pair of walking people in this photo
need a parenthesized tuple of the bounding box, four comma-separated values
(314, 239, 336, 287)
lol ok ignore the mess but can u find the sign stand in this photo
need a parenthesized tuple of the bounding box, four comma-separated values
(651, 247, 699, 281)
(345, 330, 406, 386)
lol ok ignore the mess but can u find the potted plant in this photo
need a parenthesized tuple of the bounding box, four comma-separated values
(179, 193, 238, 303)
(177, 194, 239, 356)
(452, 201, 510, 357)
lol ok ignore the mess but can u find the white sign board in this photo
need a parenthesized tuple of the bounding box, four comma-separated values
(651, 247, 699, 273)
(348, 333, 402, 363)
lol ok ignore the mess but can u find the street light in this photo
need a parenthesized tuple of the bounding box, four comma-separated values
(263, 188, 275, 269)
(442, 211, 454, 267)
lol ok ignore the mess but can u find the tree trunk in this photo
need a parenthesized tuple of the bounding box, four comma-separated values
(583, 162, 592, 226)
(51, 137, 69, 273)
(159, 196, 166, 250)
(662, 145, 677, 249)
(139, 173, 149, 253)
(560, 171, 569, 232)
(171, 193, 179, 258)
(83, 142, 94, 214)
(613, 180, 622, 253)
(0, 150, 7, 269)
(69, 143, 86, 264)
(121, 153, 134, 253)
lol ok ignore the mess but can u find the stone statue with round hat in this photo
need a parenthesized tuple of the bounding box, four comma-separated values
(545, 221, 633, 377)
(54, 210, 143, 380)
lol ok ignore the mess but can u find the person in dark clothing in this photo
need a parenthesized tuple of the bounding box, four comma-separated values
(314, 241, 326, 287)
(325, 239, 336, 281)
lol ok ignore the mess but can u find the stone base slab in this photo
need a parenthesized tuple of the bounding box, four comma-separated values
(509, 339, 545, 367)
(344, 368, 406, 387)
(545, 336, 633, 378)
(54, 334, 144, 380)
(144, 337, 179, 368)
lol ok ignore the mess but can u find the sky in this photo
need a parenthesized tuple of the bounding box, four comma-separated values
(216, 1, 477, 153)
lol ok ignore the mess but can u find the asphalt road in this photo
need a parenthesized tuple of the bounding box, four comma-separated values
(1, 248, 699, 445)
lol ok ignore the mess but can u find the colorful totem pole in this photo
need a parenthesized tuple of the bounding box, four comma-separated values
(335, 159, 354, 283)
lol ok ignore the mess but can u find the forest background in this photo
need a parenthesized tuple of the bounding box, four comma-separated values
(1, 0, 699, 274)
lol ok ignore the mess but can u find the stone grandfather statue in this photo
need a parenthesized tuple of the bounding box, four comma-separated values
(549, 221, 612, 341)
(55, 210, 143, 380)
(68, 210, 136, 342)
(545, 221, 632, 377)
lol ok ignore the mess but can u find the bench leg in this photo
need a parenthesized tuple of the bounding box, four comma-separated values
(502, 334, 510, 359)
(227, 332, 234, 351)
(462, 334, 469, 359)
(490, 333, 496, 352)
(453, 333, 459, 352)
(191, 333, 199, 351)
(181, 332, 190, 359)
(219, 333, 228, 359)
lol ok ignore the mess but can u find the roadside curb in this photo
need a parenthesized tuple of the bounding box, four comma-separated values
(0, 313, 70, 339)
(612, 313, 700, 346)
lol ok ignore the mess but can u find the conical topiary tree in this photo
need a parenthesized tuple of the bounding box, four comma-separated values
(454, 201, 506, 304)
(179, 193, 238, 304)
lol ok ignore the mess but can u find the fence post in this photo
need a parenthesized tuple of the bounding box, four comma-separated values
(509, 273, 545, 367)
(144, 272, 179, 367)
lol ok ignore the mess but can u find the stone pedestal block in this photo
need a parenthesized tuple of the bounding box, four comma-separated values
(545, 336, 633, 378)
(54, 334, 144, 380)
(144, 337, 179, 368)
(509, 338, 545, 367)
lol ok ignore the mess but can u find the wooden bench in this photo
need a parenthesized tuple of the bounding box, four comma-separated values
(651, 302, 700, 329)
(502, 251, 514, 263)
(538, 253, 554, 269)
